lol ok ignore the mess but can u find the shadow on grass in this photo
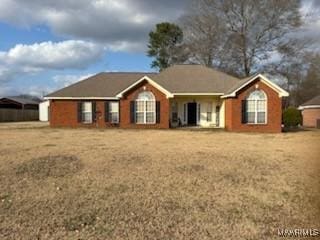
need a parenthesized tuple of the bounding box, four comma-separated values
(282, 127, 312, 133)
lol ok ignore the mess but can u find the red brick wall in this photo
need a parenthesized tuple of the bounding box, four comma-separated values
(302, 108, 320, 127)
(50, 100, 118, 128)
(224, 78, 283, 133)
(49, 80, 170, 129)
(119, 80, 170, 129)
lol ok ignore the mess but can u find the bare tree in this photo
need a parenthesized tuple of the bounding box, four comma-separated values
(181, 0, 301, 77)
(180, 1, 227, 67)
(264, 39, 318, 106)
(298, 54, 320, 104)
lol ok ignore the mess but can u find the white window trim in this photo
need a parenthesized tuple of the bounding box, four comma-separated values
(116, 76, 173, 98)
(82, 101, 93, 124)
(109, 101, 119, 124)
(246, 91, 268, 125)
(135, 99, 156, 124)
(221, 74, 289, 98)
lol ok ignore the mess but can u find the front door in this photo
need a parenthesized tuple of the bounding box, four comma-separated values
(187, 102, 197, 125)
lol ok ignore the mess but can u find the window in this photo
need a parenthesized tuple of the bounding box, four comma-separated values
(82, 102, 92, 123)
(197, 103, 201, 123)
(216, 106, 220, 126)
(135, 91, 155, 124)
(109, 102, 119, 123)
(207, 103, 212, 122)
(246, 90, 267, 124)
(172, 102, 178, 123)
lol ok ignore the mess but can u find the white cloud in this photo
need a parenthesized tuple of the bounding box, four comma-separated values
(0, 0, 190, 52)
(0, 40, 104, 82)
(53, 73, 95, 87)
(0, 73, 95, 97)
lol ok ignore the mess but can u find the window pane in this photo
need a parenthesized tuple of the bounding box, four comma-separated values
(82, 112, 92, 123)
(146, 101, 155, 112)
(257, 100, 265, 112)
(110, 102, 119, 112)
(257, 112, 266, 123)
(172, 112, 178, 122)
(82, 102, 92, 112)
(247, 112, 255, 123)
(136, 112, 144, 123)
(109, 112, 119, 123)
(137, 91, 155, 101)
(146, 112, 155, 123)
(136, 101, 144, 112)
(248, 90, 266, 100)
(247, 100, 255, 112)
(207, 112, 212, 122)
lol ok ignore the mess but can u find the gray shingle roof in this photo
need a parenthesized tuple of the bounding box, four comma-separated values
(1, 96, 40, 105)
(224, 74, 258, 95)
(46, 65, 243, 98)
(153, 65, 240, 93)
(300, 95, 320, 106)
(46, 72, 158, 98)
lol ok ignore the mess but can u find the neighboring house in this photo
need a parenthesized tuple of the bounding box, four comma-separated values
(298, 95, 320, 128)
(45, 65, 289, 132)
(0, 96, 40, 122)
(0, 96, 39, 110)
(39, 100, 50, 121)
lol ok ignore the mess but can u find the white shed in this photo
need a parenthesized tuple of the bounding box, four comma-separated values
(39, 100, 50, 121)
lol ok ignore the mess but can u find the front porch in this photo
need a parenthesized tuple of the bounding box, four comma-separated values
(169, 96, 225, 128)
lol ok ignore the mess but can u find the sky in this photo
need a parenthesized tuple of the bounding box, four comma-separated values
(0, 0, 319, 97)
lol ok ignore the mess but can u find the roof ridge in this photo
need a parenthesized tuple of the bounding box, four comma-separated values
(101, 71, 158, 74)
(168, 64, 241, 80)
(301, 94, 320, 106)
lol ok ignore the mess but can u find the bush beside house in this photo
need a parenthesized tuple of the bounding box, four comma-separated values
(283, 107, 302, 128)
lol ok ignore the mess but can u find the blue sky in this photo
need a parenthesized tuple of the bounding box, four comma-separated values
(0, 0, 188, 97)
(0, 0, 319, 97)
(0, 21, 153, 97)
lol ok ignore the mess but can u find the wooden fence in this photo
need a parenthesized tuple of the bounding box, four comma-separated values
(0, 108, 39, 122)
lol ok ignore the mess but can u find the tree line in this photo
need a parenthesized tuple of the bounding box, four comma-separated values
(147, 0, 320, 107)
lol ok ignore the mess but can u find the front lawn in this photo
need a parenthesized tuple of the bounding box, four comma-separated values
(0, 127, 319, 239)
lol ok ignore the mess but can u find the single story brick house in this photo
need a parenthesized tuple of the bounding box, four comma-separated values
(45, 65, 289, 132)
(298, 95, 320, 128)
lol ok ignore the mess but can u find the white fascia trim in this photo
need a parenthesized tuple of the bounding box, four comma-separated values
(44, 97, 119, 100)
(298, 105, 320, 110)
(173, 93, 224, 96)
(116, 76, 174, 98)
(221, 74, 289, 98)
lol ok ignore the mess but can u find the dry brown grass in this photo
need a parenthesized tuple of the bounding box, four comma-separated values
(0, 125, 319, 239)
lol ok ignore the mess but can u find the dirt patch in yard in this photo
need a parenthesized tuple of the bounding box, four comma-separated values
(0, 127, 319, 239)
